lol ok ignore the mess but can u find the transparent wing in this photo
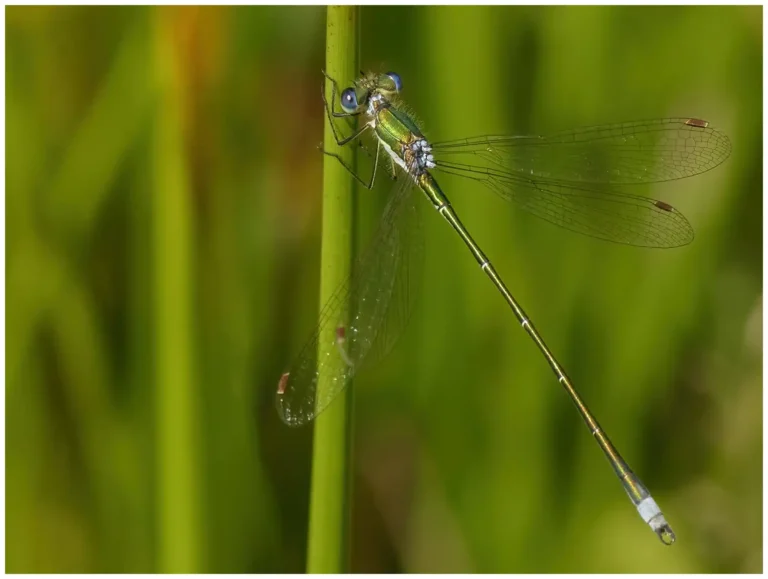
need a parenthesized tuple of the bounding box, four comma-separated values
(437, 160, 693, 247)
(432, 118, 731, 248)
(364, 182, 423, 367)
(276, 178, 421, 426)
(432, 118, 731, 185)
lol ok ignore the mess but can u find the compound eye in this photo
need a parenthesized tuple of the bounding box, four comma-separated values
(340, 88, 359, 113)
(385, 71, 402, 92)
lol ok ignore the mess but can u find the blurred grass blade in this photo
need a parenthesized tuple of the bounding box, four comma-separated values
(45, 13, 153, 246)
(152, 7, 202, 573)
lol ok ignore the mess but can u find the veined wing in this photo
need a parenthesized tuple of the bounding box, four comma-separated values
(364, 182, 423, 367)
(276, 178, 421, 426)
(436, 161, 693, 248)
(432, 118, 731, 185)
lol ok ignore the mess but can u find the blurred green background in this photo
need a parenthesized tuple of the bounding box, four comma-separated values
(6, 5, 762, 573)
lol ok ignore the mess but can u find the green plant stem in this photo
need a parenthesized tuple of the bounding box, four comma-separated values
(306, 5, 359, 574)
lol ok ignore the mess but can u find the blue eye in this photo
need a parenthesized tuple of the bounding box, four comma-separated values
(340, 88, 358, 113)
(386, 71, 402, 92)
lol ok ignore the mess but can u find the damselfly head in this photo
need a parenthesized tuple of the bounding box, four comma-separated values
(340, 70, 403, 114)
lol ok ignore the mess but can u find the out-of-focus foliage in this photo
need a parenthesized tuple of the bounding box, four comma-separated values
(6, 5, 761, 573)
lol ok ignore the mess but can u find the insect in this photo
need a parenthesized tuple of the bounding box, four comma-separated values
(277, 70, 731, 545)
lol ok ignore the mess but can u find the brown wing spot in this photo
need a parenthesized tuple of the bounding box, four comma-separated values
(277, 372, 290, 395)
(654, 200, 674, 212)
(684, 118, 709, 128)
(336, 326, 346, 342)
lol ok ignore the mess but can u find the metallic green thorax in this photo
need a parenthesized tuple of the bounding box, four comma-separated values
(371, 107, 420, 159)
(369, 100, 473, 236)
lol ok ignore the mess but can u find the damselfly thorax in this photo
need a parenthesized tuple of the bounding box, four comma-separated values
(364, 95, 437, 181)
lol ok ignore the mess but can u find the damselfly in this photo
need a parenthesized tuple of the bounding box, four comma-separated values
(276, 71, 731, 545)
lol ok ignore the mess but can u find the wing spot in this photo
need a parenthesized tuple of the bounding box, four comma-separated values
(684, 118, 709, 128)
(277, 372, 290, 395)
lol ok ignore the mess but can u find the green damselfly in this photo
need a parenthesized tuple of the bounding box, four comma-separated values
(276, 71, 731, 545)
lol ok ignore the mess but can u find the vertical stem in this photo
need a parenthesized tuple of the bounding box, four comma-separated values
(152, 7, 202, 573)
(306, 5, 359, 574)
